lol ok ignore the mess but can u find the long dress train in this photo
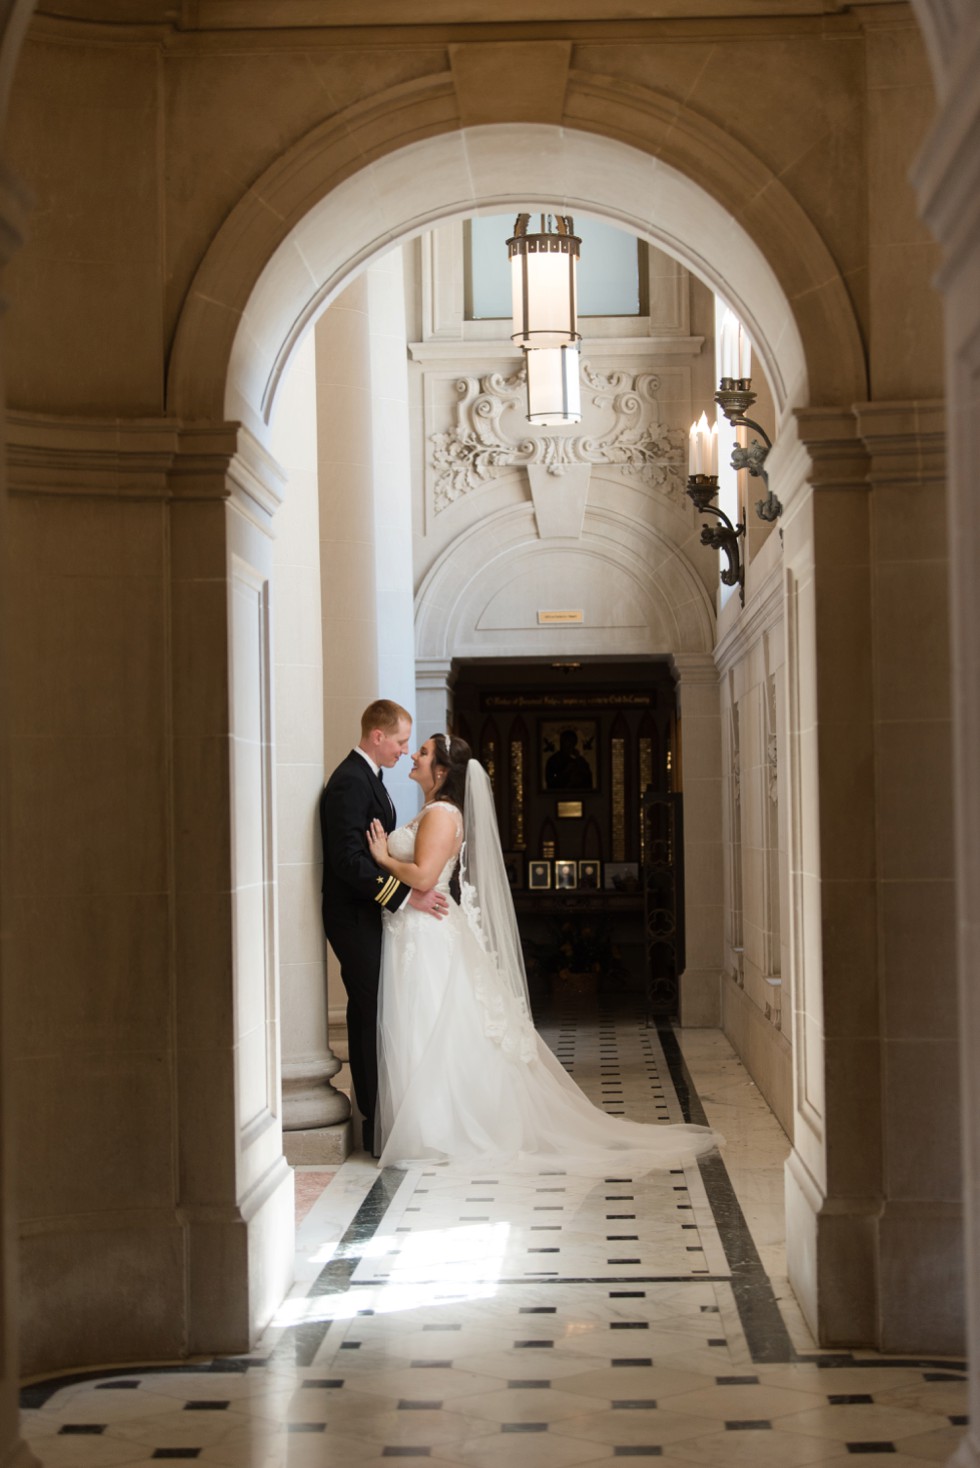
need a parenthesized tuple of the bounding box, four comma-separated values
(376, 805, 721, 1174)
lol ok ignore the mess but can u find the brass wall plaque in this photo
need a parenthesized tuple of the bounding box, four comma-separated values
(557, 800, 583, 819)
(537, 609, 584, 624)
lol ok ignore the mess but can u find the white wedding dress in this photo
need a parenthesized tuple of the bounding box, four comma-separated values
(376, 803, 721, 1174)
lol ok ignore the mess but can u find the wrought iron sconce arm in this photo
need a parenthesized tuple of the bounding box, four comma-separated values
(714, 377, 782, 522)
(686, 473, 745, 606)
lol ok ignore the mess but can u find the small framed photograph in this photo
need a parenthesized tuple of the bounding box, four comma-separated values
(578, 859, 601, 890)
(604, 861, 639, 892)
(502, 852, 524, 890)
(528, 860, 552, 891)
(555, 859, 578, 890)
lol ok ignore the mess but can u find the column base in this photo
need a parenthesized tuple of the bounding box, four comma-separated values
(185, 1154, 294, 1356)
(283, 1120, 352, 1165)
(785, 1148, 877, 1348)
(876, 1199, 964, 1354)
(677, 968, 721, 1026)
(282, 1053, 351, 1131)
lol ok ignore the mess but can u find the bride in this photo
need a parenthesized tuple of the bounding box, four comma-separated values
(366, 733, 721, 1173)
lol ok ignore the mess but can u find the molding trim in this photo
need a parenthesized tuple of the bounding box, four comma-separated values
(6, 414, 286, 519)
(409, 335, 704, 363)
(853, 398, 947, 484)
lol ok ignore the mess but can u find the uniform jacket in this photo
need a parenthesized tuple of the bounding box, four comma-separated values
(320, 751, 410, 928)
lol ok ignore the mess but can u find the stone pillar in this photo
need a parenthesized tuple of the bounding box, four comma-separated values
(912, 6, 980, 1452)
(778, 403, 960, 1354)
(5, 418, 293, 1373)
(169, 426, 295, 1354)
(780, 409, 881, 1348)
(857, 401, 961, 1352)
(367, 250, 421, 824)
(270, 332, 350, 1162)
(416, 659, 456, 742)
(316, 260, 418, 1053)
(317, 278, 382, 1039)
(670, 653, 723, 1026)
(0, 154, 38, 1468)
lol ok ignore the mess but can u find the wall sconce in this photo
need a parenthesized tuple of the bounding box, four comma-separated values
(714, 376, 782, 522)
(524, 345, 582, 426)
(508, 213, 580, 349)
(687, 411, 745, 605)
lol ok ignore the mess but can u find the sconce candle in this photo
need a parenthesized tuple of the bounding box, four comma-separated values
(722, 323, 752, 382)
(688, 413, 718, 477)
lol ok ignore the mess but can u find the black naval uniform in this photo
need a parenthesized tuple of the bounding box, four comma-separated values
(320, 751, 410, 1153)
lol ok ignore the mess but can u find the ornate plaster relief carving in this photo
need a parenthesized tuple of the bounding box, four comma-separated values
(430, 361, 687, 512)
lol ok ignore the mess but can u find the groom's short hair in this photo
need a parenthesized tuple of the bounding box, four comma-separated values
(361, 699, 411, 737)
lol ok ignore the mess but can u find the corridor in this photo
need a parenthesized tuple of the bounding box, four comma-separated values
(21, 1001, 967, 1466)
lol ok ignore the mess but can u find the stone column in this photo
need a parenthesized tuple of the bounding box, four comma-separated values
(670, 653, 723, 1026)
(0, 153, 38, 1468)
(778, 403, 960, 1354)
(857, 401, 961, 1352)
(270, 332, 350, 1162)
(169, 425, 295, 1354)
(416, 659, 456, 742)
(317, 278, 382, 1040)
(912, 9, 980, 1450)
(780, 409, 881, 1348)
(367, 250, 421, 824)
(5, 418, 294, 1373)
(316, 260, 418, 1060)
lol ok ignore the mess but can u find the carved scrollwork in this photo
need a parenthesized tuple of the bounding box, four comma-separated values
(430, 362, 686, 511)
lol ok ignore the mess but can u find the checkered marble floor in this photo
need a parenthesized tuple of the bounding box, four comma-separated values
(20, 999, 969, 1466)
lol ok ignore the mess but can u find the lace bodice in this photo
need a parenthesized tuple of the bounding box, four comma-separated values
(387, 803, 463, 894)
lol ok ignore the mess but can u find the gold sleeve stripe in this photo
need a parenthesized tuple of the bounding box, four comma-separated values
(375, 876, 399, 906)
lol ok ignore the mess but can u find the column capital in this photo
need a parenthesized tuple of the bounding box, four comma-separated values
(794, 406, 870, 490)
(416, 658, 457, 693)
(6, 412, 285, 522)
(670, 652, 718, 686)
(853, 399, 946, 484)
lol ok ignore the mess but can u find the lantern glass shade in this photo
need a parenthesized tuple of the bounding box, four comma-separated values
(509, 217, 580, 348)
(525, 345, 582, 426)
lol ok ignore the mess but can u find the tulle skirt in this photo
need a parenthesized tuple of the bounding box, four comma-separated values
(376, 900, 721, 1175)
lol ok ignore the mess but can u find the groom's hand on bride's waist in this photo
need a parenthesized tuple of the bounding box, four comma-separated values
(409, 887, 449, 919)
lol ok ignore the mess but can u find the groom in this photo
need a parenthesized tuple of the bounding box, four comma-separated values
(320, 699, 447, 1156)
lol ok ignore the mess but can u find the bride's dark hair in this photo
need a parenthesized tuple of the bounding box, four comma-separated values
(430, 733, 472, 810)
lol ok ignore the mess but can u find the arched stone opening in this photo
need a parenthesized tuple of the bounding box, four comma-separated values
(1, 19, 970, 1422)
(164, 101, 857, 1367)
(166, 110, 868, 438)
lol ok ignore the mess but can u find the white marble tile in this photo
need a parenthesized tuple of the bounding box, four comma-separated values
(19, 1003, 968, 1468)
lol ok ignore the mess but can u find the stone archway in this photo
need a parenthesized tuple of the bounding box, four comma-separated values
(0, 14, 975, 1466)
(168, 94, 876, 436)
(162, 84, 862, 1368)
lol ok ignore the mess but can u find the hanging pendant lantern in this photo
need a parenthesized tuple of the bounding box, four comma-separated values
(524, 345, 582, 426)
(508, 213, 580, 348)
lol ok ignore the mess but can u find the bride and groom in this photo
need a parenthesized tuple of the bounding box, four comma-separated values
(320, 699, 719, 1172)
